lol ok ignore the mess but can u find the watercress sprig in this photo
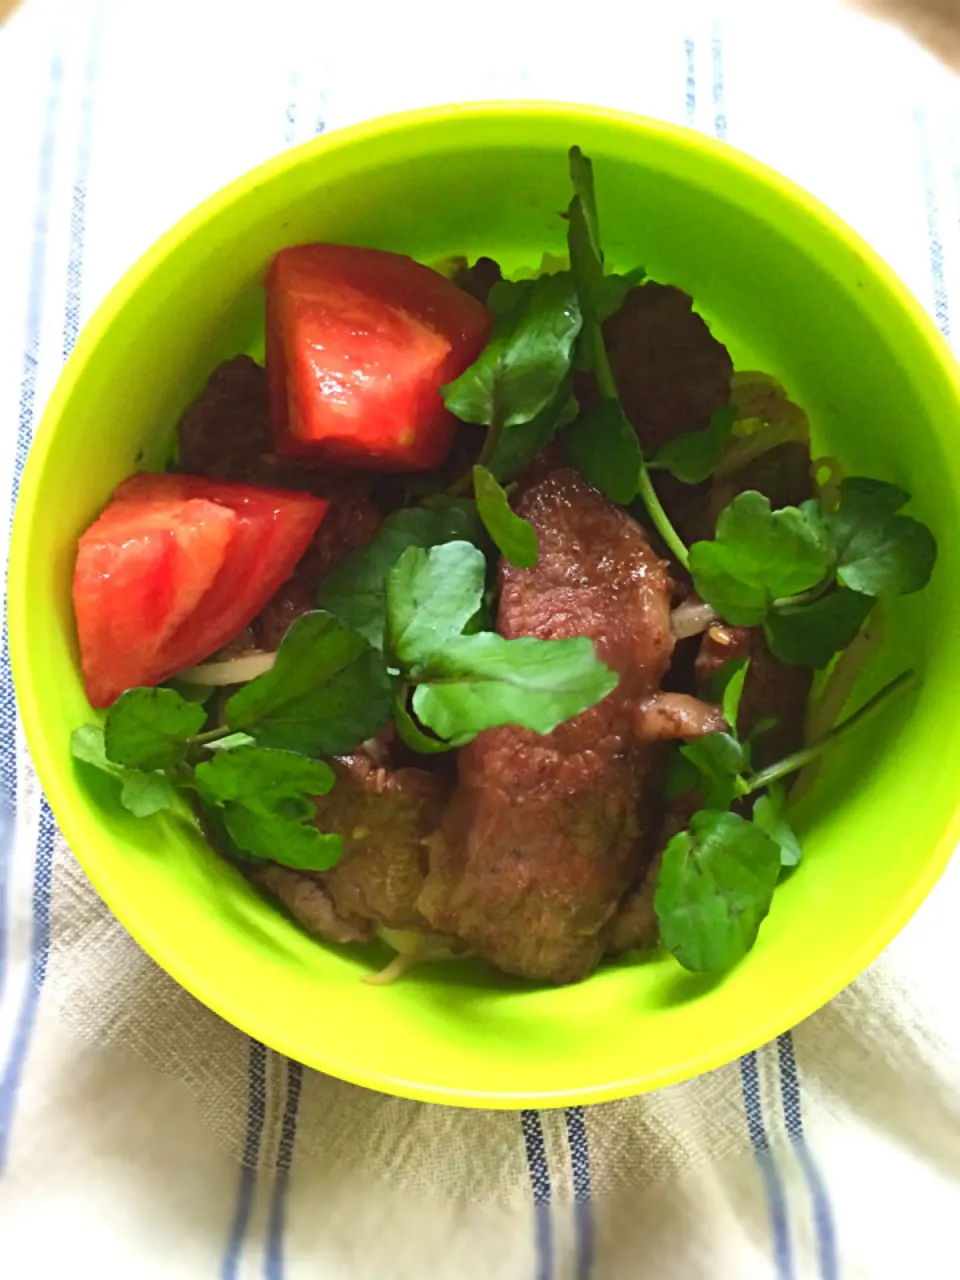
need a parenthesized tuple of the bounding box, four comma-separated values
(561, 147, 690, 565)
(655, 668, 915, 972)
(689, 479, 937, 668)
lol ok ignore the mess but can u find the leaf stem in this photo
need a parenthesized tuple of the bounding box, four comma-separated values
(592, 326, 690, 569)
(189, 726, 233, 748)
(448, 418, 502, 496)
(745, 669, 915, 793)
(772, 578, 834, 612)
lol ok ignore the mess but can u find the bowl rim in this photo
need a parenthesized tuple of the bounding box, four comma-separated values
(11, 99, 960, 1107)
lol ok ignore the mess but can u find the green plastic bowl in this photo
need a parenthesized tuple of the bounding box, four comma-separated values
(11, 103, 960, 1107)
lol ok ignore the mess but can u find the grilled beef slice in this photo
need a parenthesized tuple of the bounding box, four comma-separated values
(417, 468, 682, 983)
(178, 355, 336, 491)
(316, 754, 453, 930)
(252, 865, 373, 944)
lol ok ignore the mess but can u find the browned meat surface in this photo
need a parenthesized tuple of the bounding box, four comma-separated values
(418, 468, 677, 983)
(178, 354, 344, 493)
(606, 784, 699, 955)
(317, 754, 453, 930)
(252, 864, 372, 944)
(696, 625, 812, 766)
(598, 283, 734, 456)
(606, 858, 659, 953)
(253, 490, 381, 651)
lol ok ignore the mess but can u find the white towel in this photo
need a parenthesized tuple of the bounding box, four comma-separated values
(1, 1, 960, 1276)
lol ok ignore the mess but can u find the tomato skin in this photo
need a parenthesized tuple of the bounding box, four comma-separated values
(266, 244, 492, 471)
(74, 473, 328, 707)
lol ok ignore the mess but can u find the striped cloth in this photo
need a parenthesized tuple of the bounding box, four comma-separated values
(2, 1, 960, 1276)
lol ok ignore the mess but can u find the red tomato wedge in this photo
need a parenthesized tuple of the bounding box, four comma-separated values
(74, 473, 328, 707)
(266, 244, 492, 471)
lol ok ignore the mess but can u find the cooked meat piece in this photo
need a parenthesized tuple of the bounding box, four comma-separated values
(634, 692, 727, 741)
(253, 489, 381, 651)
(177, 354, 337, 492)
(606, 857, 659, 953)
(696, 625, 812, 766)
(418, 468, 677, 984)
(178, 355, 273, 481)
(213, 625, 259, 660)
(598, 283, 734, 456)
(451, 256, 502, 305)
(252, 864, 372, 944)
(606, 790, 698, 955)
(317, 754, 453, 930)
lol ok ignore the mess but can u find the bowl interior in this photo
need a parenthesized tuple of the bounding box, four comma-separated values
(12, 104, 960, 1106)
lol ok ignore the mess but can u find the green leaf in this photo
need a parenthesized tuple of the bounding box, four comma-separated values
(411, 632, 618, 744)
(104, 687, 207, 771)
(417, 495, 491, 546)
(827, 476, 937, 598)
(225, 611, 393, 755)
(654, 809, 782, 972)
(221, 804, 343, 871)
(838, 517, 936, 598)
(386, 542, 486, 666)
(562, 400, 642, 505)
(195, 747, 342, 871)
(441, 272, 582, 429)
(689, 491, 833, 625)
(595, 266, 647, 321)
(164, 678, 215, 704)
(664, 745, 701, 799)
(752, 783, 803, 867)
(472, 466, 538, 568)
(765, 589, 875, 668)
(485, 382, 578, 483)
(702, 657, 750, 731)
(194, 746, 335, 813)
(827, 477, 910, 553)
(207, 732, 257, 752)
(567, 147, 604, 314)
(119, 771, 177, 817)
(316, 506, 486, 649)
(393, 687, 456, 754)
(679, 733, 748, 809)
(649, 405, 737, 484)
(71, 725, 174, 818)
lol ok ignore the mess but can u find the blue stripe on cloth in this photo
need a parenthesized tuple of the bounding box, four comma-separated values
(221, 1039, 268, 1280)
(777, 1033, 838, 1280)
(684, 36, 696, 128)
(0, 51, 63, 1010)
(0, 20, 100, 1171)
(520, 1109, 553, 1280)
(916, 108, 951, 342)
(739, 1051, 794, 1280)
(264, 1058, 304, 1280)
(711, 26, 728, 142)
(0, 804, 56, 1170)
(564, 1106, 593, 1280)
(284, 68, 299, 147)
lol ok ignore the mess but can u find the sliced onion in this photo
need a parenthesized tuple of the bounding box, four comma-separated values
(670, 598, 718, 640)
(180, 650, 277, 686)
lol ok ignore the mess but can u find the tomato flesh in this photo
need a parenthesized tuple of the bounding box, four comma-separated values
(266, 244, 491, 471)
(74, 473, 328, 707)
